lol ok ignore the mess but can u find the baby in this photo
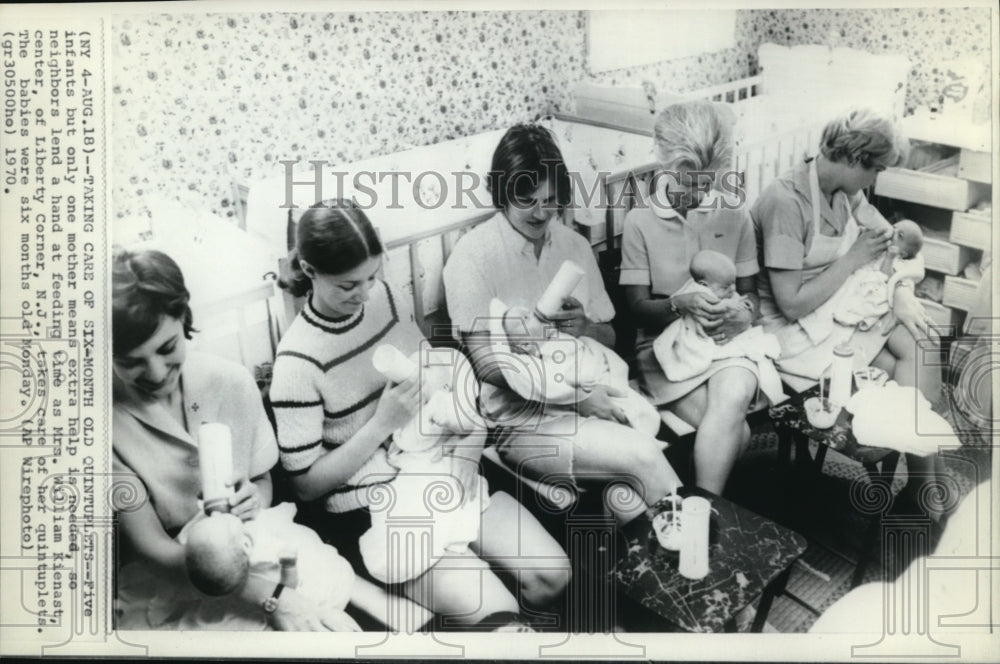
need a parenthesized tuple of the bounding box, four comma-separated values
(501, 305, 609, 395)
(689, 248, 743, 303)
(184, 505, 357, 625)
(654, 250, 786, 403)
(495, 301, 660, 435)
(799, 210, 925, 344)
(358, 345, 490, 585)
(117, 502, 359, 631)
(880, 219, 924, 274)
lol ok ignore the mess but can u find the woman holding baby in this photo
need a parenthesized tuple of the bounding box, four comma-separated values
(620, 101, 762, 495)
(752, 108, 943, 513)
(444, 124, 682, 524)
(111, 248, 352, 630)
(269, 201, 569, 628)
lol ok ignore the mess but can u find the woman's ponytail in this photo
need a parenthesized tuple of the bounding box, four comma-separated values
(277, 248, 312, 298)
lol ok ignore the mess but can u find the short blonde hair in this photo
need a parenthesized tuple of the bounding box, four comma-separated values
(653, 100, 735, 173)
(819, 108, 908, 170)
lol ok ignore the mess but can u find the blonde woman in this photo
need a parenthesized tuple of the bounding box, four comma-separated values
(620, 101, 760, 494)
(752, 108, 943, 515)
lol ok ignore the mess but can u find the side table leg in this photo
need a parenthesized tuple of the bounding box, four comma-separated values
(777, 429, 792, 472)
(752, 565, 793, 633)
(850, 524, 877, 589)
(812, 444, 828, 475)
(853, 454, 900, 589)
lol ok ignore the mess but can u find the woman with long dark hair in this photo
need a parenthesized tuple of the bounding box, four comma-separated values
(112, 248, 342, 630)
(444, 125, 682, 524)
(270, 200, 569, 628)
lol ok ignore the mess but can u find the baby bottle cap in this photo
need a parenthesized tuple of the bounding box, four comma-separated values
(202, 497, 231, 515)
(833, 343, 855, 357)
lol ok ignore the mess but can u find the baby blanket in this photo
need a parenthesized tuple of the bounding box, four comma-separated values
(488, 298, 660, 436)
(653, 281, 787, 404)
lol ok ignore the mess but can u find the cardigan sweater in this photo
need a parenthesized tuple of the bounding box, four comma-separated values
(270, 279, 422, 512)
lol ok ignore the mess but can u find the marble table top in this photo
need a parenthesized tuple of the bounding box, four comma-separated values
(613, 488, 807, 633)
(769, 385, 897, 465)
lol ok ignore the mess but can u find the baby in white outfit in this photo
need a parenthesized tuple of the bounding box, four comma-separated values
(117, 503, 358, 631)
(654, 250, 786, 403)
(497, 302, 661, 435)
(799, 207, 925, 344)
(358, 346, 490, 585)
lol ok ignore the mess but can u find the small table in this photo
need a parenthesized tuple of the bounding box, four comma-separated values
(613, 488, 808, 633)
(769, 386, 902, 587)
(769, 385, 901, 483)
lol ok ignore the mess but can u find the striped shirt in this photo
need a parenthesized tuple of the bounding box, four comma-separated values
(270, 279, 422, 512)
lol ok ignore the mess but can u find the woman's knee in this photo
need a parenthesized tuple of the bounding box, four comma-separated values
(888, 324, 936, 361)
(670, 385, 709, 427)
(520, 557, 571, 604)
(618, 434, 669, 471)
(708, 369, 757, 410)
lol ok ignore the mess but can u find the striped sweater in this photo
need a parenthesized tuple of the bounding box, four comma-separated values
(270, 279, 422, 512)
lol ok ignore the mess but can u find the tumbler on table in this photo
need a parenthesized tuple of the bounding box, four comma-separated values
(653, 490, 683, 551)
(678, 496, 711, 580)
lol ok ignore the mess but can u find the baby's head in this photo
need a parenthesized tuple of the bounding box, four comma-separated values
(502, 306, 549, 356)
(184, 512, 252, 596)
(891, 220, 923, 259)
(689, 250, 737, 299)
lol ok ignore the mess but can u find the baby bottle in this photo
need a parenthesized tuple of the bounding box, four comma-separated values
(279, 550, 300, 589)
(535, 261, 585, 319)
(829, 344, 855, 408)
(198, 423, 234, 514)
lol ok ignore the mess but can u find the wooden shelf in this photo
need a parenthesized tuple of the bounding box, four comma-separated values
(922, 236, 976, 275)
(949, 210, 991, 251)
(876, 126, 991, 335)
(942, 275, 980, 312)
(875, 164, 991, 211)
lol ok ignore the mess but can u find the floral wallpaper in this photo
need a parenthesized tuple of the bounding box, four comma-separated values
(112, 7, 991, 227)
(112, 10, 588, 226)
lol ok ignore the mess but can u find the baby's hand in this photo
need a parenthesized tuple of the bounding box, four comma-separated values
(724, 296, 749, 313)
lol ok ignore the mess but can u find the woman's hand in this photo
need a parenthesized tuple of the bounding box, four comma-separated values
(891, 286, 938, 342)
(228, 477, 262, 521)
(450, 454, 481, 506)
(577, 384, 629, 425)
(269, 587, 338, 631)
(372, 377, 421, 434)
(844, 227, 892, 270)
(702, 300, 754, 345)
(670, 290, 727, 327)
(541, 296, 589, 338)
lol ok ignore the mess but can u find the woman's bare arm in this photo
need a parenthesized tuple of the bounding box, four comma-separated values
(735, 276, 759, 319)
(289, 416, 396, 502)
(118, 500, 188, 576)
(623, 284, 679, 329)
(461, 331, 513, 389)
